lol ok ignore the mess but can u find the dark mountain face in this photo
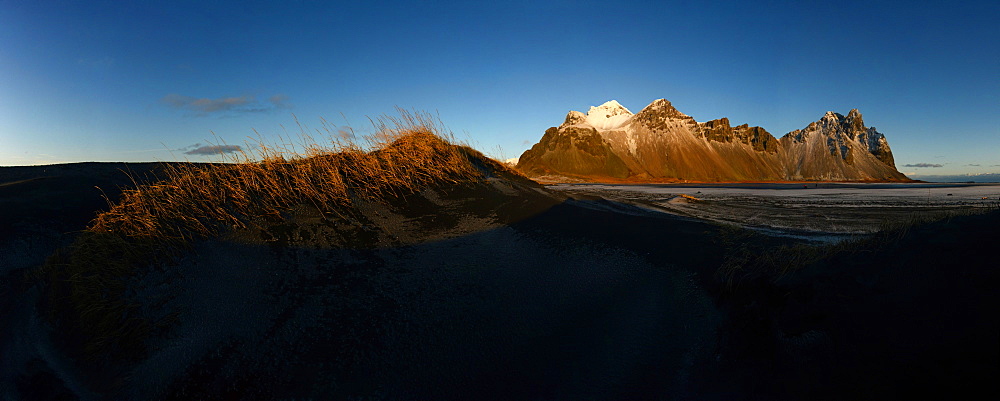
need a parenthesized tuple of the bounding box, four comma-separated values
(517, 126, 632, 179)
(518, 99, 909, 182)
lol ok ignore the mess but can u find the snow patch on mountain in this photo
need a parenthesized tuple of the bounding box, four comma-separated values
(585, 100, 634, 130)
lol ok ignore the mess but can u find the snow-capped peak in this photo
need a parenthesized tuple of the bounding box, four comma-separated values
(635, 98, 691, 120)
(585, 100, 633, 130)
(592, 100, 629, 112)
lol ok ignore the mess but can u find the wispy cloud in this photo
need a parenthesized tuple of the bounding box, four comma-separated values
(967, 164, 981, 166)
(177, 143, 203, 152)
(183, 145, 243, 156)
(269, 94, 291, 109)
(162, 93, 292, 116)
(903, 163, 943, 168)
(163, 94, 253, 113)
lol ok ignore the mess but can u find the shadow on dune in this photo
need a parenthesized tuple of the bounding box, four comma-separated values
(3, 161, 998, 400)
(0, 162, 171, 400)
(0, 163, 172, 273)
(132, 201, 726, 400)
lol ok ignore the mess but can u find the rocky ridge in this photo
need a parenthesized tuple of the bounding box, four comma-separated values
(518, 99, 908, 182)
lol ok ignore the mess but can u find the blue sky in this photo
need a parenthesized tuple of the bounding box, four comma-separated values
(1, 0, 997, 178)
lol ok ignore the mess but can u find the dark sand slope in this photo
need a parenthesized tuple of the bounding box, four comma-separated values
(120, 200, 726, 400)
(0, 163, 170, 273)
(0, 162, 174, 400)
(2, 136, 997, 400)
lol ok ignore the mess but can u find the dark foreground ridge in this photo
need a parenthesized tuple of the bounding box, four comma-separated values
(1, 119, 996, 400)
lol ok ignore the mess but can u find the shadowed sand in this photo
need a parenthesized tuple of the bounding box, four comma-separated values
(1, 141, 997, 400)
(0, 163, 171, 273)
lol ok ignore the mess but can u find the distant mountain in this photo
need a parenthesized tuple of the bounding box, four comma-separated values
(517, 99, 909, 182)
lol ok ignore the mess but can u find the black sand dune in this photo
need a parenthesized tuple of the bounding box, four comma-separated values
(0, 163, 173, 272)
(1, 143, 997, 400)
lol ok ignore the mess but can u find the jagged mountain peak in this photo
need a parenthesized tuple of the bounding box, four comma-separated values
(819, 109, 864, 124)
(789, 109, 871, 138)
(845, 108, 865, 131)
(633, 99, 692, 128)
(822, 110, 844, 121)
(563, 110, 587, 126)
(640, 98, 682, 114)
(809, 108, 869, 134)
(780, 108, 898, 171)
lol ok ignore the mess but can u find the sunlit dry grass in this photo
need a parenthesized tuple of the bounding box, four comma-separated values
(36, 110, 521, 366)
(89, 109, 491, 241)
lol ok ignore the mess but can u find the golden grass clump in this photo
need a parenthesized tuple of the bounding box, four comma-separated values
(89, 110, 485, 241)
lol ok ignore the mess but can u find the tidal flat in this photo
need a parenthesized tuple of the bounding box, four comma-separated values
(551, 182, 1000, 241)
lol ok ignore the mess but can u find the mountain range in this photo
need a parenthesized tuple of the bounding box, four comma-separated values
(517, 99, 909, 182)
